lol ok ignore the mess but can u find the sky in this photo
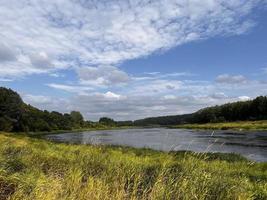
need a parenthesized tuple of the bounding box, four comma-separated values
(0, 0, 267, 121)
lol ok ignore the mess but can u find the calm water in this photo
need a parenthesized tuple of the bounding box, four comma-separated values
(45, 128, 267, 162)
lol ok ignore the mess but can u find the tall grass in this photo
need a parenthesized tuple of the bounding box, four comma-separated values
(0, 133, 266, 200)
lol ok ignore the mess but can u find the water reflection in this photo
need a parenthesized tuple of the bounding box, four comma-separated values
(45, 128, 267, 162)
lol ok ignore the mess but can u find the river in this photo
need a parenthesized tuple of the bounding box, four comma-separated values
(44, 128, 267, 162)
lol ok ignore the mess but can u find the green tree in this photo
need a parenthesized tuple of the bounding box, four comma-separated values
(0, 117, 13, 132)
(70, 111, 84, 128)
(99, 117, 115, 126)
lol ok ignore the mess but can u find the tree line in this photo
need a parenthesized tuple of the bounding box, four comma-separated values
(0, 87, 116, 132)
(133, 96, 267, 126)
(1, 87, 267, 131)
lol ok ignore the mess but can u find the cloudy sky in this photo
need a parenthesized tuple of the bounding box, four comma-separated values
(1, 0, 267, 121)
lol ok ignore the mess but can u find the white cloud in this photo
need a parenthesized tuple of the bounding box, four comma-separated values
(164, 95, 176, 100)
(0, 0, 264, 81)
(129, 79, 182, 95)
(0, 78, 13, 82)
(215, 74, 248, 84)
(23, 94, 55, 105)
(49, 73, 65, 78)
(47, 83, 93, 94)
(104, 91, 124, 100)
(29, 52, 53, 69)
(133, 72, 195, 81)
(22, 93, 70, 112)
(3, 0, 266, 120)
(77, 66, 129, 87)
(145, 72, 160, 75)
(0, 43, 16, 62)
(22, 91, 251, 121)
(20, 73, 267, 121)
(238, 96, 251, 101)
(210, 92, 228, 99)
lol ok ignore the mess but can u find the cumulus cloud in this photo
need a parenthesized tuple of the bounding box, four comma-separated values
(104, 91, 125, 100)
(0, 0, 264, 80)
(215, 74, 248, 84)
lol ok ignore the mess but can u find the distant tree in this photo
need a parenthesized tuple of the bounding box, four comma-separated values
(99, 117, 115, 126)
(116, 121, 133, 126)
(70, 111, 84, 128)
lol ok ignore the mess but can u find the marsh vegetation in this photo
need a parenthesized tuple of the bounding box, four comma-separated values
(0, 133, 266, 200)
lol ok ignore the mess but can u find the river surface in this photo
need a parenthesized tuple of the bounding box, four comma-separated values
(44, 128, 267, 162)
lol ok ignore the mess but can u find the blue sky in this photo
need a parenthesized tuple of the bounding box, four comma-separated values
(0, 0, 267, 120)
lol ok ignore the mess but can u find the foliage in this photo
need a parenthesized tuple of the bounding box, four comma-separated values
(99, 117, 116, 126)
(0, 133, 266, 200)
(133, 114, 192, 126)
(70, 111, 84, 128)
(116, 120, 134, 127)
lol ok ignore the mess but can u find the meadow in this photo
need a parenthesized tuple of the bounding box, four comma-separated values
(173, 120, 267, 130)
(0, 133, 266, 200)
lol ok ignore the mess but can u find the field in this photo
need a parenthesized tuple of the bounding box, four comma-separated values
(0, 133, 266, 200)
(173, 120, 267, 130)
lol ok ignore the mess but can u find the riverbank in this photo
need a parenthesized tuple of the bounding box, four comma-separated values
(22, 126, 136, 137)
(172, 120, 267, 130)
(0, 133, 266, 200)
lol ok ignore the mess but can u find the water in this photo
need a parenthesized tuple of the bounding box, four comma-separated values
(44, 128, 267, 162)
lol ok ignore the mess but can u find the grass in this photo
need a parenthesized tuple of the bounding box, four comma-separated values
(172, 120, 267, 130)
(0, 133, 266, 200)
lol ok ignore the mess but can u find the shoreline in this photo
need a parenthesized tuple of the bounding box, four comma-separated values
(18, 126, 138, 137)
(11, 120, 267, 138)
(171, 120, 267, 131)
(6, 120, 267, 138)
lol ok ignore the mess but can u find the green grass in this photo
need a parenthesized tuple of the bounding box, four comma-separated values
(0, 133, 266, 200)
(172, 120, 267, 130)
